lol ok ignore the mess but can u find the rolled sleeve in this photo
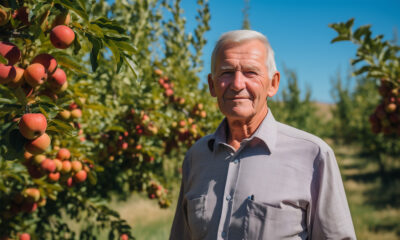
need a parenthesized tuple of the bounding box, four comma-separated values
(310, 148, 356, 239)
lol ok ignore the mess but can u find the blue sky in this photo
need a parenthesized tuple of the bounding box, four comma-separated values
(181, 0, 400, 103)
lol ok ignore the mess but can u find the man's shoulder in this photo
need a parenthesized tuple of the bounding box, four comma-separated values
(275, 121, 333, 154)
(187, 134, 214, 155)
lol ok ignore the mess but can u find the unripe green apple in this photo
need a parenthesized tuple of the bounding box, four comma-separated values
(33, 154, 46, 165)
(59, 109, 71, 120)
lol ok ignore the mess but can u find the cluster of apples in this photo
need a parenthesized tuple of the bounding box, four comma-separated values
(155, 69, 188, 106)
(369, 78, 400, 135)
(19, 113, 51, 155)
(146, 181, 171, 208)
(24, 148, 89, 187)
(7, 187, 45, 217)
(0, 7, 74, 96)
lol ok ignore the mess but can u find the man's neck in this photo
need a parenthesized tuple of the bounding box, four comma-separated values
(226, 107, 268, 150)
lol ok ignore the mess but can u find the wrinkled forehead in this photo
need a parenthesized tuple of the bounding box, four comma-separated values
(215, 39, 268, 66)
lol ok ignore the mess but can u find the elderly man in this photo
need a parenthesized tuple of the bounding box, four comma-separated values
(169, 30, 356, 240)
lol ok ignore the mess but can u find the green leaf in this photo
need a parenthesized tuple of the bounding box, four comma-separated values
(353, 65, 371, 75)
(55, 0, 89, 22)
(48, 119, 75, 135)
(353, 25, 371, 41)
(122, 54, 138, 78)
(73, 32, 82, 55)
(88, 23, 104, 38)
(86, 34, 102, 72)
(331, 35, 351, 43)
(51, 52, 87, 74)
(116, 41, 137, 53)
(105, 39, 120, 65)
(0, 55, 8, 64)
(91, 17, 126, 34)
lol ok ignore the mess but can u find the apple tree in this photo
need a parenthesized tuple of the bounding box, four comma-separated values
(0, 0, 215, 239)
(330, 19, 400, 176)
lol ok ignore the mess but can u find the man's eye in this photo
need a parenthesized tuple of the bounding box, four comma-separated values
(244, 71, 257, 77)
(220, 71, 233, 76)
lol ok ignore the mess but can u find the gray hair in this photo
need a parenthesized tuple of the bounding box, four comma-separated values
(211, 30, 277, 79)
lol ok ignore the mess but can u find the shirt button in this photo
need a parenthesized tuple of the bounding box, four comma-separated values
(221, 231, 227, 238)
(226, 195, 232, 201)
(233, 159, 239, 164)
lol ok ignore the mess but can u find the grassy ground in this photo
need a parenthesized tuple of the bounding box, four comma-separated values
(103, 143, 400, 240)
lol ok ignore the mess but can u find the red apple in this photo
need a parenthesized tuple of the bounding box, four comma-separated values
(40, 158, 56, 172)
(120, 234, 129, 240)
(19, 113, 47, 140)
(61, 160, 72, 173)
(54, 158, 62, 171)
(24, 63, 47, 87)
(0, 64, 16, 84)
(19, 233, 30, 240)
(66, 177, 74, 187)
(71, 160, 82, 172)
(52, 12, 70, 27)
(48, 172, 60, 181)
(48, 67, 66, 91)
(57, 148, 71, 160)
(50, 25, 75, 49)
(23, 188, 40, 202)
(0, 42, 21, 65)
(12, 7, 29, 26)
(70, 109, 82, 119)
(74, 170, 87, 183)
(32, 53, 57, 74)
(21, 202, 37, 213)
(25, 133, 51, 154)
(7, 66, 24, 87)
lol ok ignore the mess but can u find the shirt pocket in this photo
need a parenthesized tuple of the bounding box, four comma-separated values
(244, 199, 306, 240)
(186, 195, 207, 240)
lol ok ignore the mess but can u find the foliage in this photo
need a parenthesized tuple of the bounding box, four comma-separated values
(269, 67, 329, 138)
(329, 19, 400, 175)
(0, 0, 214, 239)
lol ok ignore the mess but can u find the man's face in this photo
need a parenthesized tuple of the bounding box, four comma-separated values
(208, 39, 280, 122)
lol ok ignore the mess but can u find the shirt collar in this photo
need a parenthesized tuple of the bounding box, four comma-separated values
(208, 108, 278, 153)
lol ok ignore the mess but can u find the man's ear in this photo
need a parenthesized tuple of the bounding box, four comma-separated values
(267, 71, 280, 97)
(208, 73, 216, 97)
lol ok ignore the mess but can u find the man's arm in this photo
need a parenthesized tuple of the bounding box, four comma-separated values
(169, 155, 191, 240)
(310, 147, 357, 239)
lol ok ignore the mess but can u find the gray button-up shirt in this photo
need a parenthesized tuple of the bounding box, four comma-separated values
(170, 110, 356, 240)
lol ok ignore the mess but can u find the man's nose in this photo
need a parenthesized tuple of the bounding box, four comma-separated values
(230, 71, 246, 91)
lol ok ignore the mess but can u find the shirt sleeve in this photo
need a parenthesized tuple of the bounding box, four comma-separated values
(310, 147, 357, 240)
(169, 154, 192, 240)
